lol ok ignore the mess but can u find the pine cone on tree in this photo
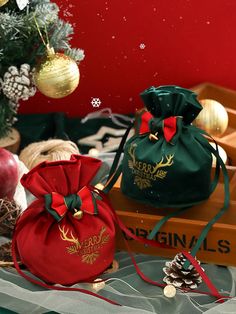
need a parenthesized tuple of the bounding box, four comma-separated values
(163, 252, 203, 289)
(0, 198, 21, 238)
(1, 64, 36, 102)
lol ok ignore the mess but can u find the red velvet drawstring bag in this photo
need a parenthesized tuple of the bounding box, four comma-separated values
(12, 155, 116, 286)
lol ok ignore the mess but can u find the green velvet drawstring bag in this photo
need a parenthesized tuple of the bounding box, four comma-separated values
(122, 85, 213, 207)
(105, 85, 230, 263)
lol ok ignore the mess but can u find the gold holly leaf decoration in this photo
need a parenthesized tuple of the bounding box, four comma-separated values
(128, 160, 134, 169)
(82, 252, 99, 264)
(67, 245, 79, 255)
(134, 176, 152, 190)
(101, 234, 110, 245)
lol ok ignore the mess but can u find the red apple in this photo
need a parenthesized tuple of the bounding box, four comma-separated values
(0, 148, 18, 200)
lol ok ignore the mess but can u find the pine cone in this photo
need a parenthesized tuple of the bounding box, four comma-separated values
(163, 253, 203, 289)
(1, 64, 36, 102)
(0, 198, 21, 238)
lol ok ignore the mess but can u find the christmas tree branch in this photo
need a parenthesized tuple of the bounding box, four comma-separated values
(0, 0, 84, 137)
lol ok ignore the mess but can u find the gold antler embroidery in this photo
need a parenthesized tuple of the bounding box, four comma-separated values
(128, 144, 137, 169)
(151, 154, 174, 174)
(59, 225, 81, 250)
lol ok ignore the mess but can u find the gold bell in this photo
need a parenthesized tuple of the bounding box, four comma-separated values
(149, 132, 159, 142)
(73, 210, 83, 220)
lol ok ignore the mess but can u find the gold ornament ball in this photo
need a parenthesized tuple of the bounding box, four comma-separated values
(0, 0, 9, 7)
(34, 52, 80, 99)
(193, 99, 228, 137)
(163, 284, 177, 298)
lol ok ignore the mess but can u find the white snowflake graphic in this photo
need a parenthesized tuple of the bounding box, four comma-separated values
(139, 43, 146, 49)
(91, 98, 102, 108)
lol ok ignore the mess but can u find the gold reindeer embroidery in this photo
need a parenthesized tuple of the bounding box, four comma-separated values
(151, 155, 174, 174)
(59, 225, 81, 255)
(58, 225, 110, 264)
(127, 144, 174, 189)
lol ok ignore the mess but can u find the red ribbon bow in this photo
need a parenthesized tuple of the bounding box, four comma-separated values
(139, 111, 178, 142)
(49, 186, 96, 220)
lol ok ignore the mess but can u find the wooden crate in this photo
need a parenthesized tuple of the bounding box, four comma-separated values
(110, 83, 236, 266)
(110, 171, 236, 266)
(191, 83, 236, 165)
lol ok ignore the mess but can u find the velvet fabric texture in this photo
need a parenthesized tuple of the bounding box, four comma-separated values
(14, 155, 116, 285)
(121, 86, 213, 207)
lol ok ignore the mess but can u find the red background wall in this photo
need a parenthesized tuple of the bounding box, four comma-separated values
(19, 0, 236, 117)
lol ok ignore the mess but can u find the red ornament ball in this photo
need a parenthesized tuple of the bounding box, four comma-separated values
(0, 148, 18, 200)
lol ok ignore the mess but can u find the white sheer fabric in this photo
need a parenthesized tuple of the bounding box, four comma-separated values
(0, 251, 235, 313)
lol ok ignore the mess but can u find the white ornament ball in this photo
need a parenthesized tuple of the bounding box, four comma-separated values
(88, 148, 99, 157)
(92, 278, 106, 292)
(209, 142, 227, 166)
(163, 285, 176, 298)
